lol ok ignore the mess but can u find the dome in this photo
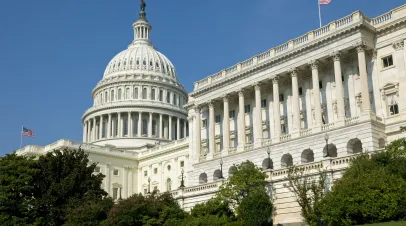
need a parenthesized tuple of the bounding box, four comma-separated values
(103, 43, 178, 81)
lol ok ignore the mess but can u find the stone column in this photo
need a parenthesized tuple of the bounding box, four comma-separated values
(92, 118, 96, 141)
(177, 117, 181, 140)
(272, 77, 282, 138)
(99, 115, 104, 139)
(106, 163, 111, 195)
(128, 112, 132, 137)
(83, 122, 87, 142)
(107, 114, 111, 138)
(169, 115, 172, 140)
(238, 89, 246, 149)
(332, 51, 346, 122)
(123, 167, 128, 199)
(194, 106, 201, 157)
(148, 113, 153, 137)
(138, 112, 142, 137)
(159, 114, 163, 138)
(111, 116, 116, 137)
(309, 60, 323, 128)
(87, 120, 91, 142)
(290, 68, 301, 133)
(254, 83, 263, 144)
(222, 95, 230, 152)
(356, 44, 371, 113)
(208, 101, 215, 154)
(117, 112, 122, 137)
(128, 167, 133, 196)
(183, 119, 187, 138)
(393, 40, 406, 113)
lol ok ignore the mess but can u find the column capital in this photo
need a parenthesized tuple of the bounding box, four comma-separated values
(272, 76, 279, 84)
(253, 82, 261, 90)
(356, 41, 367, 53)
(331, 51, 341, 61)
(289, 68, 299, 77)
(393, 40, 405, 51)
(238, 89, 244, 97)
(207, 100, 215, 108)
(222, 94, 229, 102)
(308, 60, 319, 69)
(194, 105, 200, 111)
(187, 116, 193, 122)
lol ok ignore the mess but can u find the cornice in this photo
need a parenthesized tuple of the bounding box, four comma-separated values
(190, 22, 368, 98)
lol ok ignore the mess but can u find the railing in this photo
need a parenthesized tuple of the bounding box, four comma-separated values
(322, 122, 335, 131)
(300, 128, 313, 137)
(336, 14, 353, 27)
(261, 139, 272, 146)
(345, 116, 360, 126)
(280, 134, 291, 142)
(228, 148, 237, 155)
(293, 34, 309, 45)
(372, 11, 392, 25)
(225, 65, 238, 75)
(241, 58, 253, 68)
(313, 25, 330, 37)
(183, 182, 219, 194)
(244, 143, 254, 151)
(257, 50, 271, 61)
(274, 43, 289, 54)
(212, 71, 223, 81)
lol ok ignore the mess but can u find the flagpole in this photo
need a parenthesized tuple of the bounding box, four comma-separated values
(20, 126, 23, 149)
(318, 0, 322, 28)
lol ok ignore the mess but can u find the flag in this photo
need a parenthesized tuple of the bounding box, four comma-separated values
(320, 0, 331, 5)
(22, 127, 35, 138)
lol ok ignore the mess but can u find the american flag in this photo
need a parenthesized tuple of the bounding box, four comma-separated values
(22, 127, 35, 138)
(320, 0, 331, 4)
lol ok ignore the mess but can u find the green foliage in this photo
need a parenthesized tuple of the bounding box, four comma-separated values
(286, 166, 327, 226)
(107, 191, 186, 226)
(0, 154, 40, 226)
(64, 196, 114, 226)
(237, 190, 273, 226)
(320, 145, 406, 225)
(216, 161, 268, 210)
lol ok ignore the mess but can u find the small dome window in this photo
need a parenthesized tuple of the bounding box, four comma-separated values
(124, 61, 126, 66)
(130, 59, 133, 65)
(155, 62, 159, 68)
(118, 62, 121, 67)
(143, 60, 146, 66)
(167, 165, 171, 171)
(136, 60, 140, 65)
(149, 61, 153, 66)
(113, 64, 116, 69)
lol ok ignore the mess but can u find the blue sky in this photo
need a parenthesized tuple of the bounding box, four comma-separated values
(0, 0, 403, 155)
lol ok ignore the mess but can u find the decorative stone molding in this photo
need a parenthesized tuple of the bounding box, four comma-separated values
(380, 83, 399, 99)
(355, 93, 362, 107)
(332, 100, 338, 113)
(222, 94, 229, 102)
(309, 60, 319, 69)
(238, 89, 245, 97)
(393, 40, 405, 51)
(272, 76, 279, 84)
(207, 101, 214, 108)
(289, 68, 299, 77)
(356, 42, 367, 53)
(331, 51, 341, 61)
(253, 82, 261, 91)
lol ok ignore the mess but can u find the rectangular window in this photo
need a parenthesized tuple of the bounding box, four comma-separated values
(113, 169, 119, 176)
(382, 55, 394, 68)
(123, 118, 128, 136)
(154, 168, 157, 174)
(341, 73, 345, 82)
(387, 94, 399, 115)
(159, 90, 163, 101)
(144, 170, 148, 176)
(215, 115, 221, 123)
(134, 88, 139, 99)
(167, 92, 171, 103)
(279, 94, 284, 102)
(299, 87, 303, 96)
(180, 161, 184, 167)
(174, 94, 177, 105)
(261, 99, 266, 108)
(202, 119, 207, 128)
(151, 88, 156, 100)
(319, 81, 323, 89)
(229, 110, 236, 119)
(244, 105, 251, 113)
(94, 166, 101, 173)
(152, 120, 156, 136)
(113, 188, 118, 200)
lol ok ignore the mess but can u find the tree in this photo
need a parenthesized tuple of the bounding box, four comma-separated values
(285, 166, 327, 226)
(237, 190, 273, 226)
(0, 154, 39, 226)
(217, 161, 268, 210)
(107, 191, 186, 226)
(64, 196, 114, 226)
(32, 148, 108, 225)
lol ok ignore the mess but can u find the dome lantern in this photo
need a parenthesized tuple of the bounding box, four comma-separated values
(131, 0, 152, 46)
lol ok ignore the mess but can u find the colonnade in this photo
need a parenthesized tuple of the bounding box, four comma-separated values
(83, 112, 188, 143)
(193, 45, 372, 157)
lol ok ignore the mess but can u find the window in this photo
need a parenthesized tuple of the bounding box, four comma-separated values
(167, 178, 172, 191)
(244, 105, 251, 113)
(319, 81, 323, 89)
(94, 166, 101, 173)
(382, 55, 394, 68)
(215, 115, 221, 123)
(125, 88, 130, 99)
(261, 99, 267, 108)
(341, 73, 345, 82)
(202, 119, 207, 128)
(113, 169, 119, 176)
(167, 92, 171, 103)
(387, 94, 399, 115)
(142, 88, 147, 99)
(299, 87, 303, 96)
(144, 189, 147, 195)
(152, 120, 156, 136)
(174, 94, 177, 105)
(180, 161, 184, 167)
(144, 170, 148, 176)
(105, 91, 108, 103)
(154, 168, 158, 174)
(111, 90, 115, 101)
(151, 88, 156, 100)
(113, 188, 118, 200)
(134, 88, 138, 99)
(123, 118, 128, 136)
(229, 110, 236, 119)
(159, 90, 163, 101)
(167, 165, 171, 171)
(142, 119, 148, 136)
(279, 94, 284, 102)
(118, 89, 122, 100)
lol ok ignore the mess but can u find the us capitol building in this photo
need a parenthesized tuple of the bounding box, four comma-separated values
(17, 3, 406, 225)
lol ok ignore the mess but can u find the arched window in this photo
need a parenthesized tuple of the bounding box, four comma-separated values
(199, 173, 207, 184)
(118, 89, 122, 100)
(111, 90, 115, 102)
(281, 154, 293, 168)
(173, 94, 177, 106)
(105, 91, 108, 103)
(133, 88, 138, 99)
(167, 91, 171, 103)
(301, 149, 314, 163)
(347, 138, 363, 154)
(142, 119, 148, 136)
(166, 178, 172, 191)
(159, 90, 163, 101)
(142, 88, 147, 99)
(151, 89, 156, 100)
(125, 88, 130, 100)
